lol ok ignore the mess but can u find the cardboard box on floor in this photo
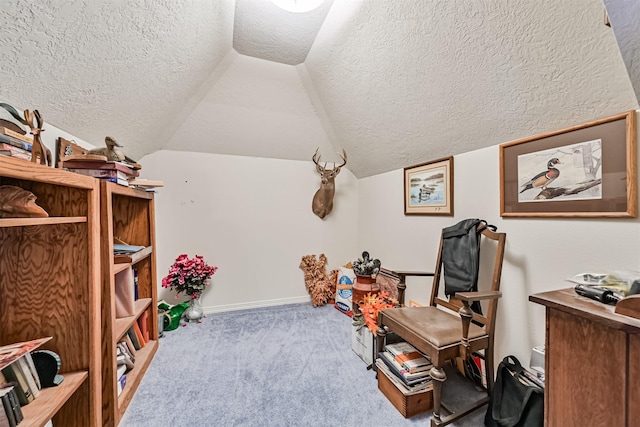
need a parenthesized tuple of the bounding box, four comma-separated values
(335, 266, 355, 316)
(352, 323, 374, 365)
(335, 282, 353, 316)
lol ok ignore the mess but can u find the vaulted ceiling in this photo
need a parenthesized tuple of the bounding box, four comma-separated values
(0, 0, 637, 178)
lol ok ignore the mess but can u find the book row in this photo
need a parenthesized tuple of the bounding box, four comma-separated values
(377, 341, 433, 394)
(115, 315, 150, 396)
(0, 338, 56, 426)
(0, 143, 31, 161)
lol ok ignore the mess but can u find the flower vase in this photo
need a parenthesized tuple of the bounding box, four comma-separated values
(352, 275, 380, 315)
(184, 295, 204, 322)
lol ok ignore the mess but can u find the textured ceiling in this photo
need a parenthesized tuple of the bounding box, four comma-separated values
(0, 0, 637, 178)
(233, 0, 333, 65)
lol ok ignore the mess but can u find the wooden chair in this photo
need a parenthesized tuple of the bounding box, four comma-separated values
(376, 225, 506, 427)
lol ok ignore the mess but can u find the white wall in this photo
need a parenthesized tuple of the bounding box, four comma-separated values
(0, 98, 96, 156)
(140, 149, 359, 313)
(358, 116, 640, 368)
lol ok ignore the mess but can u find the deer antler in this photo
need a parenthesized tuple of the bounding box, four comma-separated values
(336, 149, 347, 168)
(312, 148, 347, 171)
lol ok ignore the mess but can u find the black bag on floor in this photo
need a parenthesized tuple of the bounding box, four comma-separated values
(485, 355, 544, 427)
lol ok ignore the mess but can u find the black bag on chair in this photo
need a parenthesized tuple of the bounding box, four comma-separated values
(485, 356, 544, 427)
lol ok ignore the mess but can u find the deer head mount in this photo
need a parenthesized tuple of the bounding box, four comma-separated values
(312, 148, 347, 219)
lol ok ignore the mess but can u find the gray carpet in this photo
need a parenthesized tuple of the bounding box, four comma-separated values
(120, 303, 486, 426)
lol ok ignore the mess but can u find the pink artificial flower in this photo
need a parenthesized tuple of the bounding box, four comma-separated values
(161, 254, 218, 298)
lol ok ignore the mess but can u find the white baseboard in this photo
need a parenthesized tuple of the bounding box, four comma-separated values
(202, 295, 312, 314)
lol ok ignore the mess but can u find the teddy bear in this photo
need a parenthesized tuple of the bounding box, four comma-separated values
(299, 254, 337, 307)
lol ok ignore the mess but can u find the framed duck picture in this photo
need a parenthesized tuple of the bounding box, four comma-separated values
(404, 156, 453, 215)
(500, 110, 637, 218)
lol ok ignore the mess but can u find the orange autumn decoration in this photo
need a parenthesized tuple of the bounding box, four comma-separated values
(358, 291, 398, 333)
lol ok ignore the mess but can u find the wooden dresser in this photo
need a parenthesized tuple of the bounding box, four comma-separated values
(530, 288, 640, 427)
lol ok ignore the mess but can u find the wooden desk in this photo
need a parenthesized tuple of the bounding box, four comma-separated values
(530, 288, 640, 427)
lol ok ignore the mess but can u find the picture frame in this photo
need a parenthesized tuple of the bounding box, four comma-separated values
(404, 156, 454, 215)
(500, 110, 637, 218)
(56, 137, 87, 168)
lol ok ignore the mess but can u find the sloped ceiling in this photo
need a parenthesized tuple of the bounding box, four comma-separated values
(603, 0, 640, 103)
(0, 0, 637, 178)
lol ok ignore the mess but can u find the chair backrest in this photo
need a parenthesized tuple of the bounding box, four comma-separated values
(429, 226, 506, 332)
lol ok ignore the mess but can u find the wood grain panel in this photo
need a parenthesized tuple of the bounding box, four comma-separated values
(112, 194, 151, 246)
(2, 177, 90, 217)
(135, 257, 152, 300)
(0, 224, 90, 372)
(33, 183, 89, 217)
(0, 155, 95, 189)
(629, 334, 640, 424)
(547, 309, 626, 426)
(52, 379, 91, 427)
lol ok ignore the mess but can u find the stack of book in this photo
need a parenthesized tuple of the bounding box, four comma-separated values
(0, 338, 52, 426)
(115, 319, 149, 396)
(0, 386, 22, 427)
(0, 127, 33, 161)
(62, 158, 140, 187)
(376, 341, 432, 393)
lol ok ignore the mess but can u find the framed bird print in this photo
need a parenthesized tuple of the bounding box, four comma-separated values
(500, 110, 637, 218)
(404, 156, 454, 215)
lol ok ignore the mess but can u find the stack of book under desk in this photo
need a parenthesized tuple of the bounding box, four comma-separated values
(376, 341, 433, 418)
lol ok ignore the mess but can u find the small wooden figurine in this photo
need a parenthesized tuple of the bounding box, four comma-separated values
(0, 185, 49, 218)
(24, 109, 52, 166)
(87, 136, 126, 161)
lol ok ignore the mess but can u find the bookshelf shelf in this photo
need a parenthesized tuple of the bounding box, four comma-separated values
(113, 263, 130, 275)
(100, 181, 158, 426)
(0, 156, 101, 426)
(0, 216, 87, 228)
(20, 370, 88, 427)
(114, 245, 153, 265)
(114, 298, 153, 341)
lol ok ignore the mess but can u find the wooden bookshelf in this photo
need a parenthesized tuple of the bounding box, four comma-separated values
(0, 155, 101, 426)
(100, 181, 158, 426)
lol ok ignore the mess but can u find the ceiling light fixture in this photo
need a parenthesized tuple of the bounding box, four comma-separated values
(270, 0, 325, 13)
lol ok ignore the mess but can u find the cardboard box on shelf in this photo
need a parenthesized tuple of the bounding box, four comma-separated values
(114, 266, 135, 318)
